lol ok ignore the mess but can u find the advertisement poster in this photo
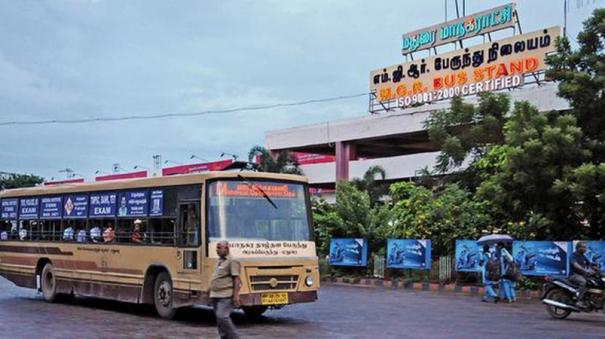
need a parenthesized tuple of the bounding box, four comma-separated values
(0, 199, 18, 220)
(149, 190, 164, 216)
(63, 194, 88, 218)
(41, 197, 62, 219)
(573, 241, 605, 272)
(19, 198, 39, 220)
(387, 239, 431, 269)
(89, 193, 117, 218)
(513, 241, 571, 276)
(455, 240, 485, 272)
(117, 191, 148, 217)
(328, 238, 368, 267)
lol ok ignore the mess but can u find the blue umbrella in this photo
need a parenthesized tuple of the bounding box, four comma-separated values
(476, 234, 513, 245)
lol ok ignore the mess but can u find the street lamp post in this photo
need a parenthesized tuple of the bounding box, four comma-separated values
(190, 155, 209, 162)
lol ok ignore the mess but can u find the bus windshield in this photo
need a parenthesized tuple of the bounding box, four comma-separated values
(207, 180, 311, 242)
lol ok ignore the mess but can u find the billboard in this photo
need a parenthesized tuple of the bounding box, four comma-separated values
(95, 170, 147, 182)
(371, 26, 560, 105)
(387, 239, 431, 269)
(328, 238, 368, 267)
(573, 241, 605, 272)
(401, 3, 517, 55)
(162, 159, 234, 176)
(513, 241, 571, 276)
(455, 240, 484, 272)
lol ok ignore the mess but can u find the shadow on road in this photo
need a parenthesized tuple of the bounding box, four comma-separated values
(27, 293, 307, 328)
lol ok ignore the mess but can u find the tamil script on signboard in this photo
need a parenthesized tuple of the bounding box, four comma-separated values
(371, 26, 560, 104)
(208, 240, 317, 258)
(402, 3, 517, 55)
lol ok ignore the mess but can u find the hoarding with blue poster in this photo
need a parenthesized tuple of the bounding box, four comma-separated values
(387, 239, 431, 269)
(573, 241, 605, 272)
(455, 240, 484, 272)
(328, 238, 368, 267)
(513, 241, 571, 276)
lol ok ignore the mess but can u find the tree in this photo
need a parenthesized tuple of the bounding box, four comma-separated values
(311, 181, 391, 257)
(425, 92, 510, 175)
(387, 181, 487, 255)
(247, 145, 302, 175)
(477, 102, 590, 240)
(351, 165, 388, 206)
(547, 8, 605, 162)
(0, 173, 44, 190)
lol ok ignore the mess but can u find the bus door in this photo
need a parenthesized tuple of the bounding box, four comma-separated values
(176, 200, 200, 273)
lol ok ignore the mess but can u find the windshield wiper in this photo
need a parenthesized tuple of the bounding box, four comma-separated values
(237, 174, 278, 209)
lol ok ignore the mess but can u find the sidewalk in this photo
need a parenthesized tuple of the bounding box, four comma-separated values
(321, 277, 542, 300)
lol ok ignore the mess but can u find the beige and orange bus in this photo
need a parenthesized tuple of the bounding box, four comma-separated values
(0, 171, 319, 319)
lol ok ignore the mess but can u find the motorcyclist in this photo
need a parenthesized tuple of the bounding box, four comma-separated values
(570, 241, 599, 308)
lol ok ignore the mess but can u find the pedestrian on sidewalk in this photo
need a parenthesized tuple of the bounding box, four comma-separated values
(497, 242, 516, 302)
(209, 241, 241, 339)
(480, 244, 499, 303)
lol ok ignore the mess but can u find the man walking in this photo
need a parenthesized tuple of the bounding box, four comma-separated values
(209, 241, 241, 339)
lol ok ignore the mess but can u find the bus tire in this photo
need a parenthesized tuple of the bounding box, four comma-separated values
(41, 263, 57, 303)
(242, 305, 268, 319)
(154, 271, 177, 319)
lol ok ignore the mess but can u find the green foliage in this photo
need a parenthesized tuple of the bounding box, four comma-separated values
(426, 93, 509, 175)
(247, 145, 302, 174)
(547, 8, 605, 154)
(477, 102, 590, 239)
(351, 165, 388, 206)
(312, 182, 392, 257)
(0, 173, 44, 189)
(387, 182, 487, 255)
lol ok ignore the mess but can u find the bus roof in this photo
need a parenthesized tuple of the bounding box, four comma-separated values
(0, 171, 308, 198)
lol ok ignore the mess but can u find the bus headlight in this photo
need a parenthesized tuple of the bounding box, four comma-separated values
(305, 275, 314, 287)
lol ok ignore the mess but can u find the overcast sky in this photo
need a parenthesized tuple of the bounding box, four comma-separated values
(0, 0, 599, 180)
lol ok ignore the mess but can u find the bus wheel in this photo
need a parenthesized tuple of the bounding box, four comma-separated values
(242, 305, 268, 319)
(154, 271, 177, 319)
(41, 263, 57, 302)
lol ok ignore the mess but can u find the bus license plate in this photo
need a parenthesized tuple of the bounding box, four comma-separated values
(261, 292, 288, 305)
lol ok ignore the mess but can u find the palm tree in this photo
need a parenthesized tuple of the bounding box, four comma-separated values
(352, 165, 387, 205)
(248, 145, 302, 175)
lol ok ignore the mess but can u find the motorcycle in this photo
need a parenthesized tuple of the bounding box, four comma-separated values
(541, 269, 605, 319)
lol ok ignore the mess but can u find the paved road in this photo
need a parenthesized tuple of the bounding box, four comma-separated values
(0, 278, 603, 338)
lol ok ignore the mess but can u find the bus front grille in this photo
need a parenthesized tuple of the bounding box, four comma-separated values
(249, 275, 299, 291)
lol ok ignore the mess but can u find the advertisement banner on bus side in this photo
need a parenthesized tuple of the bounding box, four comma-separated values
(117, 191, 148, 217)
(19, 198, 39, 220)
(329, 238, 368, 267)
(149, 190, 164, 216)
(208, 240, 317, 258)
(41, 196, 62, 219)
(387, 239, 431, 270)
(90, 193, 117, 218)
(0, 199, 18, 220)
(63, 194, 88, 218)
(513, 241, 571, 276)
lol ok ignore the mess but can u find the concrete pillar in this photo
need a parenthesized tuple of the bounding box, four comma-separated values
(335, 142, 357, 182)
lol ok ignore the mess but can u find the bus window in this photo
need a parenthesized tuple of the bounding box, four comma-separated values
(88, 219, 116, 243)
(177, 203, 199, 247)
(42, 220, 62, 241)
(18, 221, 30, 240)
(30, 220, 41, 241)
(0, 221, 10, 240)
(63, 220, 86, 242)
(117, 219, 148, 244)
(148, 218, 175, 245)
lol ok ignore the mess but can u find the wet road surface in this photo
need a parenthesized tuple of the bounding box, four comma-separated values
(0, 278, 603, 338)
